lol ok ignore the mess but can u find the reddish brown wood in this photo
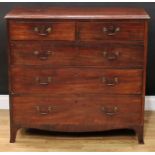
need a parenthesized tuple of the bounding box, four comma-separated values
(5, 7, 150, 143)
(5, 7, 150, 20)
(11, 67, 143, 95)
(9, 21, 75, 41)
(10, 41, 144, 68)
(134, 126, 144, 144)
(12, 95, 142, 131)
(78, 21, 145, 41)
(10, 125, 19, 143)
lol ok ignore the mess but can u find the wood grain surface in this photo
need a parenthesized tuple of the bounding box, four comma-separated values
(6, 7, 149, 143)
(0, 110, 154, 152)
(5, 7, 150, 19)
(10, 41, 144, 67)
(10, 67, 143, 95)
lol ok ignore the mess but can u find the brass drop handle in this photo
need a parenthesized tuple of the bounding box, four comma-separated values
(33, 51, 53, 60)
(36, 76, 52, 85)
(102, 106, 118, 116)
(34, 26, 52, 36)
(36, 106, 52, 115)
(102, 51, 120, 61)
(102, 77, 119, 86)
(103, 25, 120, 36)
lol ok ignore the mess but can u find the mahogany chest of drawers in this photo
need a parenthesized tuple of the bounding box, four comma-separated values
(5, 7, 150, 143)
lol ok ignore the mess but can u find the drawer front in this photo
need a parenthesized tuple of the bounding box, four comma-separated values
(77, 43, 144, 67)
(10, 41, 77, 66)
(9, 21, 75, 41)
(11, 42, 144, 68)
(79, 22, 144, 41)
(11, 67, 143, 95)
(12, 95, 142, 131)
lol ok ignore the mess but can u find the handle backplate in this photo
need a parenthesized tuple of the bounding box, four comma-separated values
(35, 76, 52, 85)
(102, 77, 119, 86)
(103, 25, 120, 36)
(102, 51, 120, 61)
(33, 50, 53, 60)
(36, 106, 52, 115)
(34, 26, 52, 36)
(102, 106, 118, 116)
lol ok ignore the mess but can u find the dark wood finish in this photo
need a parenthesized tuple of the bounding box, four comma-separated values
(9, 21, 75, 41)
(11, 67, 143, 95)
(10, 41, 144, 68)
(79, 22, 145, 41)
(5, 7, 150, 20)
(5, 7, 150, 143)
(12, 95, 142, 130)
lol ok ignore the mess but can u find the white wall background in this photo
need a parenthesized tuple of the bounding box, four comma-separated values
(0, 95, 155, 110)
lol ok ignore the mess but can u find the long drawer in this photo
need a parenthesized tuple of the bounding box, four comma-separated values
(10, 67, 143, 95)
(12, 95, 142, 131)
(10, 41, 144, 68)
(9, 21, 75, 41)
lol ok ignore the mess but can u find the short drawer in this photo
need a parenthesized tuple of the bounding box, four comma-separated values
(11, 67, 143, 95)
(12, 95, 142, 131)
(10, 41, 144, 68)
(79, 22, 144, 41)
(9, 21, 75, 41)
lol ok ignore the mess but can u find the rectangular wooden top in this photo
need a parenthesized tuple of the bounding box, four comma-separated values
(5, 7, 150, 20)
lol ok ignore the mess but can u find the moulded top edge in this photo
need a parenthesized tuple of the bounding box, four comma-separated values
(5, 7, 150, 20)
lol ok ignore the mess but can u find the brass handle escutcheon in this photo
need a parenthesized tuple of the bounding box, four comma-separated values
(102, 51, 120, 61)
(102, 106, 118, 116)
(103, 25, 120, 36)
(36, 106, 52, 115)
(34, 26, 52, 36)
(36, 76, 52, 85)
(102, 77, 119, 86)
(33, 51, 53, 60)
